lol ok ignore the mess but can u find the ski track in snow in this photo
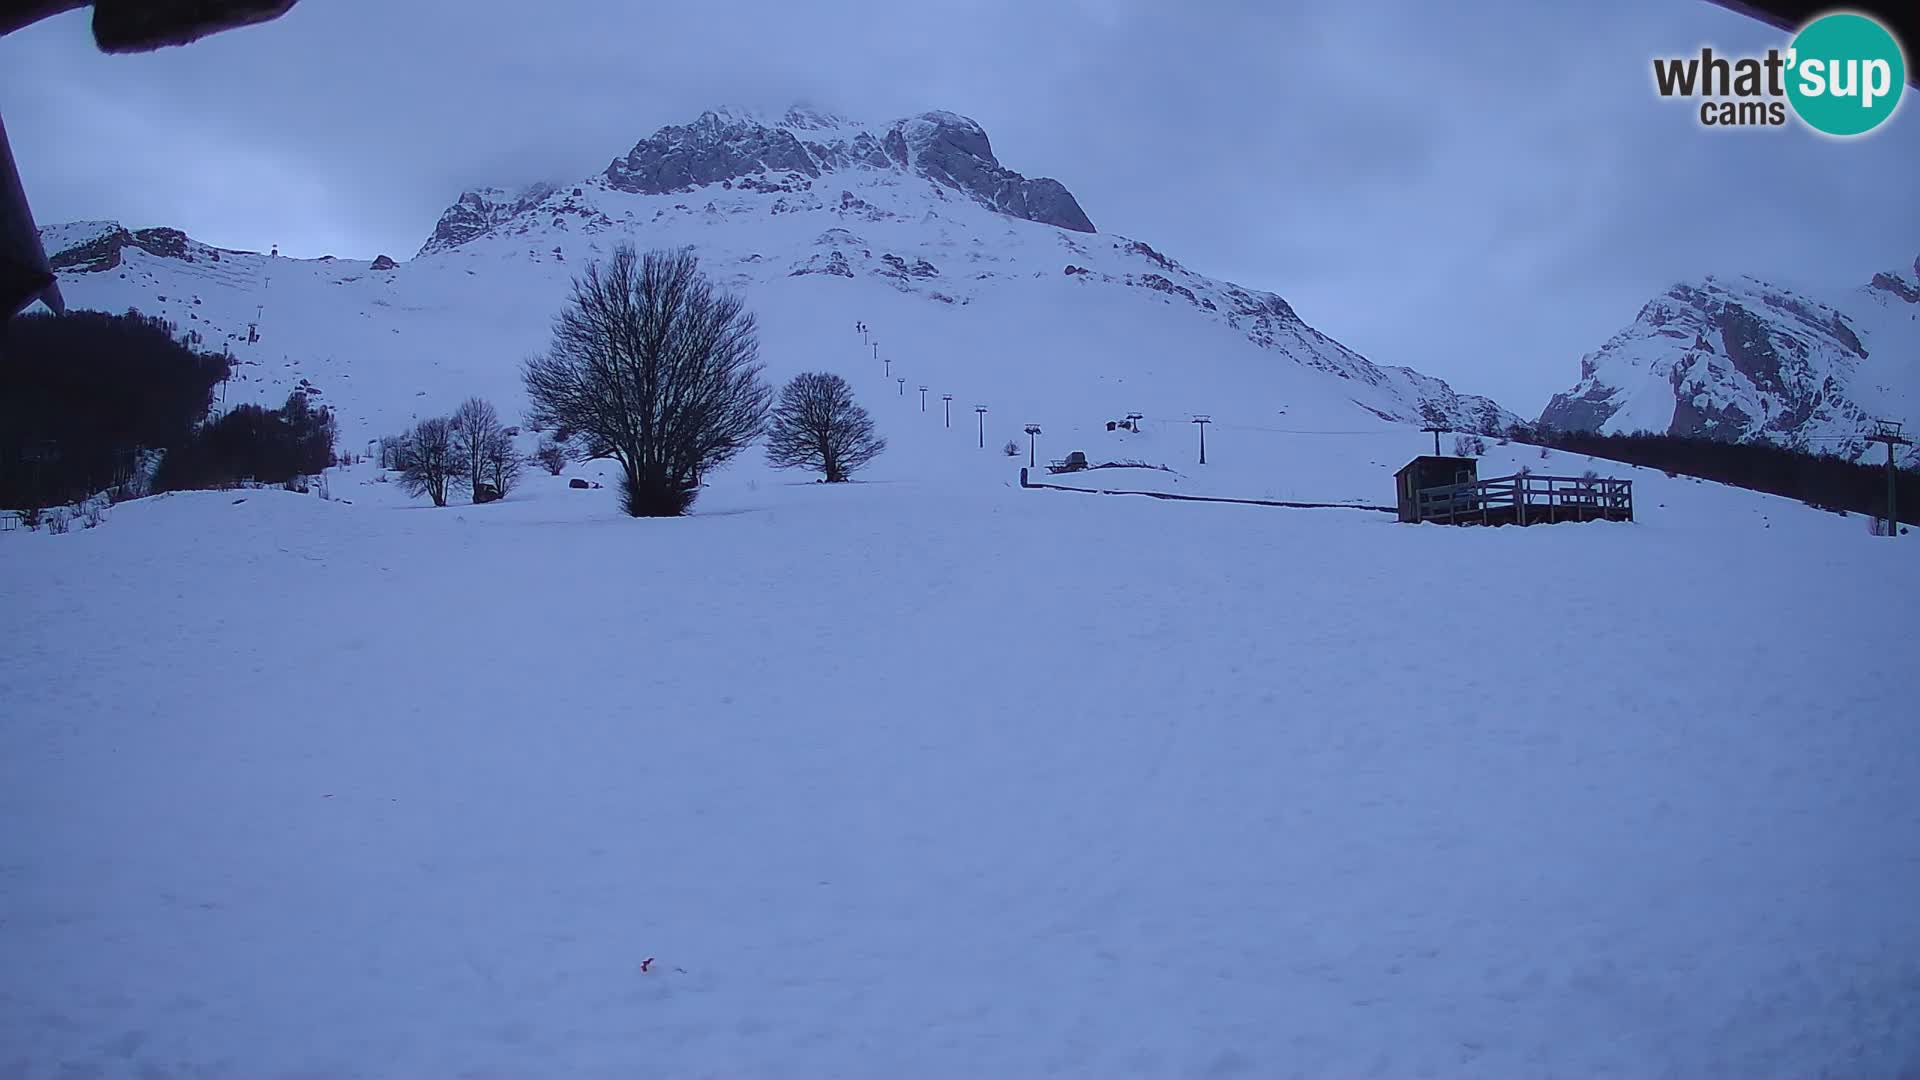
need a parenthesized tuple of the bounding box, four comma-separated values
(3, 463, 1918, 1079)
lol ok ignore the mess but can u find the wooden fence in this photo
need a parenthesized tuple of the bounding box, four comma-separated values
(1413, 473, 1632, 526)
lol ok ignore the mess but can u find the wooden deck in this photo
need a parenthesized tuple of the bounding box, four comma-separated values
(1412, 473, 1632, 526)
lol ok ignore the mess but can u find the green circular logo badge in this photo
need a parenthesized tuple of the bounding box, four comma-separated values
(1786, 12, 1906, 136)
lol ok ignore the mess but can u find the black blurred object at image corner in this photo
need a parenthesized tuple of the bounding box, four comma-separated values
(0, 0, 298, 52)
(1705, 0, 1918, 86)
(0, 111, 62, 324)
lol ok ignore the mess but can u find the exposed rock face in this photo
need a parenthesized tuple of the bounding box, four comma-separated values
(46, 225, 240, 272)
(370, 254, 398, 271)
(1538, 258, 1920, 459)
(606, 111, 823, 194)
(595, 107, 1095, 235)
(417, 183, 555, 257)
(422, 107, 1098, 259)
(882, 112, 1095, 234)
(1868, 264, 1920, 303)
(788, 250, 854, 278)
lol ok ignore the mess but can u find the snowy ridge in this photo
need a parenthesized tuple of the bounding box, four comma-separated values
(417, 183, 559, 258)
(36, 106, 1518, 458)
(596, 107, 1095, 234)
(1539, 255, 1920, 463)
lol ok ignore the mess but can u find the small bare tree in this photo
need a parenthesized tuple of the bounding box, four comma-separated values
(378, 434, 409, 471)
(534, 435, 568, 476)
(765, 372, 886, 482)
(450, 396, 505, 502)
(398, 416, 464, 507)
(482, 426, 523, 498)
(523, 244, 770, 516)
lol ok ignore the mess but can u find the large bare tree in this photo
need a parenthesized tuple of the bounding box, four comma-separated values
(523, 245, 770, 516)
(765, 372, 886, 482)
(397, 415, 463, 507)
(450, 396, 506, 502)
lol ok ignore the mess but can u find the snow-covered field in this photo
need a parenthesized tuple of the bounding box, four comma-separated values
(10, 104, 1919, 1080)
(5, 454, 1918, 1079)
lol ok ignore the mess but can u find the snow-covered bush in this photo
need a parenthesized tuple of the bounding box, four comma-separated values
(1002, 440, 1020, 457)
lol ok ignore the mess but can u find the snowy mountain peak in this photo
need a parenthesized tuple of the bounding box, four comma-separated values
(586, 106, 1096, 236)
(776, 104, 855, 131)
(39, 100, 1525, 448)
(1865, 253, 1920, 303)
(419, 106, 1102, 260)
(697, 103, 854, 133)
(416, 183, 559, 258)
(1540, 255, 1919, 461)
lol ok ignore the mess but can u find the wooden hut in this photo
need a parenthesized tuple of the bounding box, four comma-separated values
(1394, 456, 1477, 523)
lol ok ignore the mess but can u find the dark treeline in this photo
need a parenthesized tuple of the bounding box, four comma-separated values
(1517, 425, 1919, 525)
(3, 308, 337, 509)
(154, 390, 337, 492)
(1, 309, 229, 508)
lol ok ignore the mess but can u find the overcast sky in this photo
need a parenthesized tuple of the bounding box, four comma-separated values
(3, 0, 1915, 414)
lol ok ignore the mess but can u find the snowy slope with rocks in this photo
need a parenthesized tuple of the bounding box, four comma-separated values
(1539, 255, 1920, 463)
(36, 105, 1516, 460)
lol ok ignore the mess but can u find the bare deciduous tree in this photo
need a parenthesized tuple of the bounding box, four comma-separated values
(450, 397, 505, 502)
(534, 436, 568, 476)
(398, 416, 464, 507)
(482, 426, 522, 499)
(378, 434, 408, 471)
(765, 372, 886, 483)
(523, 245, 770, 516)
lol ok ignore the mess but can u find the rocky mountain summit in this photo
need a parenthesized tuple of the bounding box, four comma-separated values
(45, 222, 247, 273)
(1539, 254, 1920, 461)
(599, 107, 1094, 234)
(417, 183, 557, 257)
